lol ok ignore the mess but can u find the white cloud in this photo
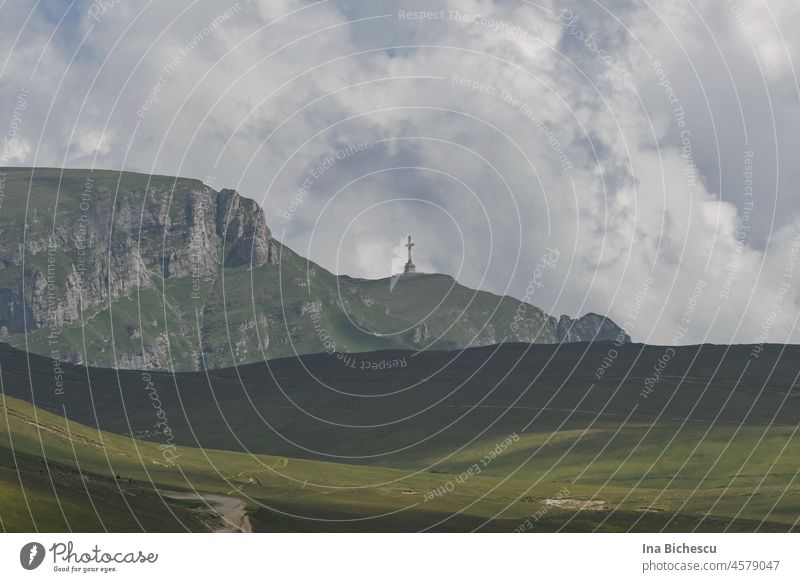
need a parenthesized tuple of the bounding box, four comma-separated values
(2, 137, 31, 163)
(1, 0, 800, 345)
(69, 129, 113, 160)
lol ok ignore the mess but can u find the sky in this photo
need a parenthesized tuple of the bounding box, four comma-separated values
(1, 0, 800, 346)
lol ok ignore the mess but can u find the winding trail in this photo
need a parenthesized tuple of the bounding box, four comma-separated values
(163, 492, 252, 533)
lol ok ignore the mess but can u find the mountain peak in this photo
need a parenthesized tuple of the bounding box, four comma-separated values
(214, 188, 275, 268)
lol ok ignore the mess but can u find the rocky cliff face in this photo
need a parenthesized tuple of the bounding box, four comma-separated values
(0, 169, 275, 336)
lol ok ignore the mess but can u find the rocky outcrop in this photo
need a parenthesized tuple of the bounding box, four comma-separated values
(232, 312, 270, 362)
(411, 323, 428, 344)
(0, 285, 25, 333)
(556, 313, 629, 343)
(114, 332, 170, 370)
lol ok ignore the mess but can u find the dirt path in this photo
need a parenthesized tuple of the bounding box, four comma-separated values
(163, 492, 252, 533)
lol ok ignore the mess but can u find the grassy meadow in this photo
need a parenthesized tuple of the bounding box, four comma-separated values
(1, 341, 799, 532)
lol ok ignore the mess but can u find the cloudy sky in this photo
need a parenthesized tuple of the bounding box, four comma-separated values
(2, 0, 800, 346)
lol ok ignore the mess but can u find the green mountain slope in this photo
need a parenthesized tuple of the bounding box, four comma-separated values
(0, 167, 627, 371)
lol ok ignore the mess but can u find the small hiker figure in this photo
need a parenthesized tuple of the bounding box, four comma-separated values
(127, 475, 134, 486)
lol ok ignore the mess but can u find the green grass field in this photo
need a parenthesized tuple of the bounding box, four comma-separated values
(2, 341, 800, 532)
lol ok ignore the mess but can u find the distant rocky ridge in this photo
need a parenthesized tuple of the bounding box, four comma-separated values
(0, 167, 628, 371)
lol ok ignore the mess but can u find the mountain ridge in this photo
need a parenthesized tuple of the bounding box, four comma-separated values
(0, 166, 629, 370)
